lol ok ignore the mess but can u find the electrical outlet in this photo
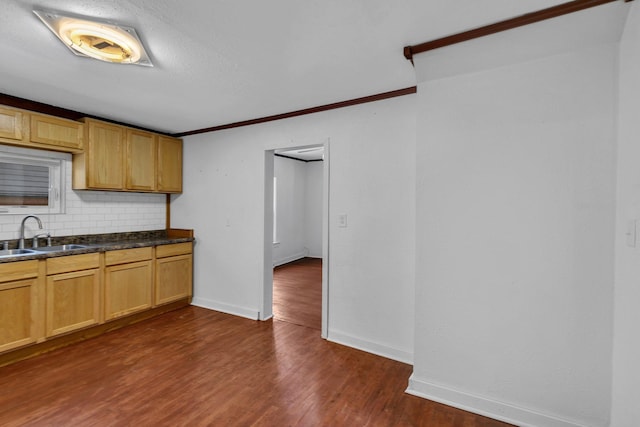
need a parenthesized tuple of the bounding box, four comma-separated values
(338, 214, 347, 228)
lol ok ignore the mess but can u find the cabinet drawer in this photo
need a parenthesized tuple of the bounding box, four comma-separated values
(105, 247, 153, 266)
(0, 260, 39, 283)
(46, 253, 100, 275)
(156, 242, 192, 258)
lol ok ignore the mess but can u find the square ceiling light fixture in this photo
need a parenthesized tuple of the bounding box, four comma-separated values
(34, 10, 153, 67)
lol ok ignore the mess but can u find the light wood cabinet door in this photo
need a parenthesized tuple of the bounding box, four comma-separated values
(157, 136, 183, 193)
(155, 253, 192, 305)
(30, 113, 83, 151)
(126, 129, 156, 191)
(46, 268, 100, 337)
(0, 106, 25, 142)
(0, 261, 40, 353)
(105, 260, 153, 320)
(0, 278, 39, 353)
(86, 120, 124, 189)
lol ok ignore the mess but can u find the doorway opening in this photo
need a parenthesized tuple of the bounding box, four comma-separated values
(273, 257, 322, 330)
(262, 141, 329, 337)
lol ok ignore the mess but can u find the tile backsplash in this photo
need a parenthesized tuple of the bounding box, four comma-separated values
(0, 159, 166, 241)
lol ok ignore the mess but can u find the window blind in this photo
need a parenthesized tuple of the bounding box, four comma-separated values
(0, 162, 49, 206)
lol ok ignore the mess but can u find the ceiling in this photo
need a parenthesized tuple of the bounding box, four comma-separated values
(276, 146, 324, 162)
(0, 0, 571, 135)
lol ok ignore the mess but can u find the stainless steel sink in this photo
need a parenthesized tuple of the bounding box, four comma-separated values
(0, 248, 37, 258)
(33, 244, 89, 252)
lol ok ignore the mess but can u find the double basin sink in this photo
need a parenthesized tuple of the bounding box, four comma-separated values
(0, 244, 90, 259)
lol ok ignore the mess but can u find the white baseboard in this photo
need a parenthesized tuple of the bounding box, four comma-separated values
(273, 251, 308, 267)
(191, 297, 260, 320)
(328, 329, 413, 365)
(406, 375, 587, 427)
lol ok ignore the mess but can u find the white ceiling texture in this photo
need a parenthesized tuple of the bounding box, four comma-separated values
(1, 0, 575, 135)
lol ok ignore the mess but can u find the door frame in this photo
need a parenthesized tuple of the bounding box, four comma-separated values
(261, 139, 330, 338)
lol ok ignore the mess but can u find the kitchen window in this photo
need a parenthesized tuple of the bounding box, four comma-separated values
(0, 145, 67, 215)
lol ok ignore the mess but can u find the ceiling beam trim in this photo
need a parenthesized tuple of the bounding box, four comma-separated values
(0, 93, 85, 121)
(173, 86, 417, 137)
(403, 0, 630, 62)
(2, 86, 418, 138)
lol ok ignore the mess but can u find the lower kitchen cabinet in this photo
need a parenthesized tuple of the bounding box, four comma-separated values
(46, 254, 101, 338)
(0, 261, 41, 353)
(155, 243, 193, 306)
(1, 238, 193, 363)
(104, 248, 153, 320)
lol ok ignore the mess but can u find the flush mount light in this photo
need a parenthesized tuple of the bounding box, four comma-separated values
(34, 10, 153, 67)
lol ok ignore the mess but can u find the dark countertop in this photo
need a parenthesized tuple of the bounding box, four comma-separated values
(0, 230, 194, 264)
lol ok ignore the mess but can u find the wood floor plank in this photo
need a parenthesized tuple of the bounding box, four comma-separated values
(0, 306, 512, 426)
(273, 257, 322, 330)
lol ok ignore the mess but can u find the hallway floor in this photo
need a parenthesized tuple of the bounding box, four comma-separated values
(273, 257, 322, 330)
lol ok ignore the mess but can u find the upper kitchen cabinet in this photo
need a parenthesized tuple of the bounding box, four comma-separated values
(30, 113, 83, 152)
(0, 105, 182, 194)
(73, 119, 182, 193)
(73, 119, 125, 190)
(126, 129, 157, 192)
(0, 105, 83, 153)
(0, 106, 26, 142)
(157, 136, 182, 193)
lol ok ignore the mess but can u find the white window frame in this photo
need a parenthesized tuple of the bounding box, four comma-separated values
(0, 145, 67, 215)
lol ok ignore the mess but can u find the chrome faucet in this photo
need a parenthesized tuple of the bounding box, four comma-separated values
(19, 215, 43, 249)
(32, 232, 51, 248)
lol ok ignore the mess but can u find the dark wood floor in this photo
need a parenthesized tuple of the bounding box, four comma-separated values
(273, 257, 322, 330)
(0, 306, 512, 426)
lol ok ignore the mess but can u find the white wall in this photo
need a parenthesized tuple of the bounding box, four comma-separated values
(272, 156, 322, 266)
(0, 157, 166, 241)
(273, 155, 308, 265)
(171, 95, 416, 363)
(409, 44, 618, 427)
(305, 161, 323, 257)
(611, 3, 640, 426)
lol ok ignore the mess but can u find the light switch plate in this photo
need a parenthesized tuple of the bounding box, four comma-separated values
(338, 214, 347, 228)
